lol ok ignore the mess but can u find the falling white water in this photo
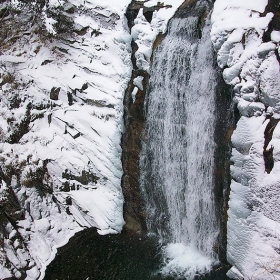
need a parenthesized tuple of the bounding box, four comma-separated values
(140, 12, 219, 279)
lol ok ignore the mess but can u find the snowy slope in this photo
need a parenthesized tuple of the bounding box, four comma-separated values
(211, 1, 280, 279)
(0, 0, 132, 278)
(0, 0, 184, 279)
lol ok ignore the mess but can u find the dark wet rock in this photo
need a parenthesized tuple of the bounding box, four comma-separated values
(74, 25, 89, 36)
(0, 5, 9, 18)
(65, 4, 75, 14)
(65, 196, 72, 205)
(263, 117, 280, 174)
(50, 87, 60, 100)
(121, 69, 150, 233)
(67, 92, 73, 105)
(62, 169, 99, 186)
(7, 103, 31, 144)
(41, 60, 53, 66)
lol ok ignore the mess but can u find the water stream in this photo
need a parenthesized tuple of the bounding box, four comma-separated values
(140, 9, 220, 279)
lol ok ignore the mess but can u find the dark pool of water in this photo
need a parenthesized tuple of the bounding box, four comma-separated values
(44, 228, 231, 280)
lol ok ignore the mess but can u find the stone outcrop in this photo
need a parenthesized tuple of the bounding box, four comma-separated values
(122, 2, 150, 233)
(121, 70, 149, 233)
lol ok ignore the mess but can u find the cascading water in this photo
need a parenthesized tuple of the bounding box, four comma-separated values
(140, 4, 220, 279)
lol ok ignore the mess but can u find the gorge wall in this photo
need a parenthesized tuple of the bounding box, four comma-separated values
(212, 0, 280, 279)
(0, 0, 280, 279)
(0, 0, 132, 278)
(121, 0, 183, 233)
(122, 1, 233, 274)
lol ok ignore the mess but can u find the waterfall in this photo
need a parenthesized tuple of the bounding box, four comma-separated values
(140, 8, 219, 279)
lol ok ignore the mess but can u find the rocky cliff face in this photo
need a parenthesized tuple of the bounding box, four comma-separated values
(0, 0, 132, 278)
(211, 0, 280, 279)
(121, 0, 185, 233)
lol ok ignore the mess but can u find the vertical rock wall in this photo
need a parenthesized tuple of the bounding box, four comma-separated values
(0, 0, 132, 278)
(211, 1, 280, 279)
(121, 0, 184, 233)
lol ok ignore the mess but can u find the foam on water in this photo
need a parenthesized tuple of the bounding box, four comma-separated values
(159, 243, 216, 279)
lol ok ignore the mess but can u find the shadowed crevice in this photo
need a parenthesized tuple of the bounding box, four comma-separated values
(263, 117, 280, 174)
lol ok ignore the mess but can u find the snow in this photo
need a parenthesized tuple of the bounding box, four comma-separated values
(271, 30, 280, 43)
(67, 186, 124, 234)
(131, 87, 138, 103)
(133, 76, 144, 91)
(131, 0, 184, 72)
(211, 0, 280, 279)
(0, 0, 132, 278)
(43, 13, 57, 35)
(212, 0, 268, 14)
(0, 266, 12, 279)
(211, 0, 274, 85)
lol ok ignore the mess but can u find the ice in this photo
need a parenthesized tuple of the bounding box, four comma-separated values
(131, 87, 138, 103)
(131, 0, 184, 72)
(271, 31, 280, 42)
(26, 267, 40, 280)
(133, 76, 144, 91)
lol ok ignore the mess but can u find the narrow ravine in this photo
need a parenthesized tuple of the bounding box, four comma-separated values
(43, 1, 233, 280)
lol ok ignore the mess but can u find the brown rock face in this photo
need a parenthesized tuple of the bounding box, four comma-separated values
(122, 0, 169, 234)
(121, 69, 149, 233)
(213, 75, 236, 264)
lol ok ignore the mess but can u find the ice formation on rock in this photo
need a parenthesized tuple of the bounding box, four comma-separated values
(211, 1, 280, 279)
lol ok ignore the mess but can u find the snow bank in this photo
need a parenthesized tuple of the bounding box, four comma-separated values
(131, 0, 184, 72)
(211, 1, 280, 279)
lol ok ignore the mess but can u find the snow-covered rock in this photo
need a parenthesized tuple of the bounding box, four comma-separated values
(0, 0, 132, 278)
(211, 1, 280, 279)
